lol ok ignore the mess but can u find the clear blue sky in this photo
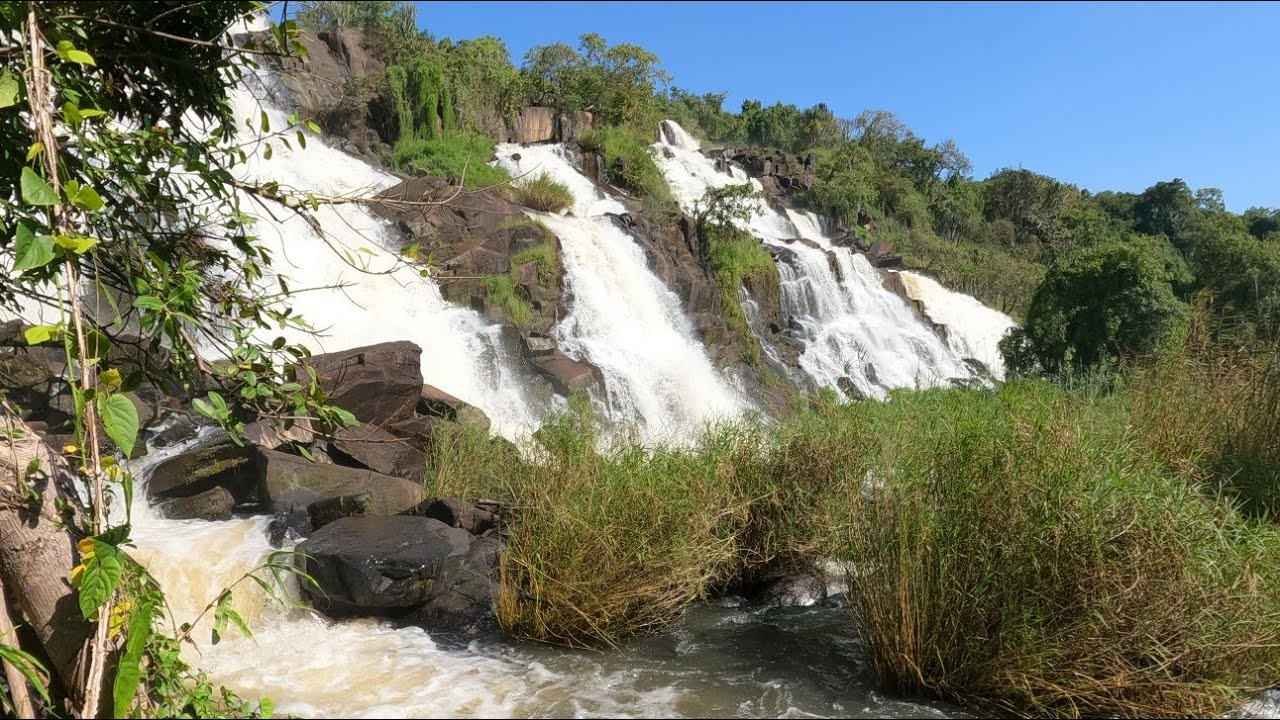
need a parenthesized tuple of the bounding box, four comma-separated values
(339, 1, 1280, 211)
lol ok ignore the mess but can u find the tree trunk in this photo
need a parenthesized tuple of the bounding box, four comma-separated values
(0, 412, 96, 715)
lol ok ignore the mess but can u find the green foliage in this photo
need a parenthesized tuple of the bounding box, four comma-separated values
(445, 36, 524, 131)
(0, 632, 50, 714)
(386, 56, 454, 141)
(513, 172, 574, 212)
(845, 380, 1280, 718)
(705, 225, 777, 365)
(389, 133, 510, 186)
(297, 1, 428, 63)
(485, 275, 533, 327)
(523, 33, 671, 128)
(578, 125, 671, 202)
(510, 241, 557, 280)
(1013, 239, 1189, 372)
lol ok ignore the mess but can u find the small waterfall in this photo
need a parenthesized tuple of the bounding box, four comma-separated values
(653, 120, 987, 399)
(493, 144, 748, 443)
(220, 72, 549, 440)
(892, 270, 1017, 378)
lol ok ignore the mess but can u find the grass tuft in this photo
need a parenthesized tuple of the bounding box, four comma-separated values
(514, 173, 575, 213)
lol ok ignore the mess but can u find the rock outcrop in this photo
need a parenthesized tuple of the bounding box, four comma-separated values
(299, 341, 424, 427)
(256, 448, 425, 515)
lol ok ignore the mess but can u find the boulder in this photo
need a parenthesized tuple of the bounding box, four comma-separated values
(307, 493, 370, 530)
(267, 509, 313, 548)
(256, 448, 425, 515)
(749, 572, 827, 608)
(146, 431, 258, 503)
(512, 106, 555, 144)
(154, 486, 234, 521)
(530, 351, 605, 397)
(298, 516, 497, 634)
(419, 384, 491, 433)
(243, 418, 315, 450)
(144, 413, 200, 449)
(329, 422, 425, 480)
(402, 497, 498, 536)
(299, 341, 423, 426)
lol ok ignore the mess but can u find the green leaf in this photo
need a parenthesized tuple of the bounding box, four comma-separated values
(260, 110, 270, 133)
(132, 295, 165, 311)
(212, 592, 232, 645)
(78, 541, 123, 619)
(224, 605, 253, 641)
(112, 600, 156, 718)
(13, 221, 55, 271)
(0, 641, 50, 706)
(69, 183, 104, 212)
(98, 394, 139, 458)
(258, 697, 275, 719)
(99, 368, 122, 390)
(20, 168, 58, 206)
(305, 120, 321, 134)
(81, 328, 112, 359)
(56, 40, 95, 66)
(53, 234, 99, 254)
(0, 69, 19, 108)
(97, 523, 131, 547)
(25, 142, 43, 161)
(23, 325, 57, 345)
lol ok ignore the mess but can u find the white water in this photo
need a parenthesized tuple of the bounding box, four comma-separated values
(890, 271, 1018, 379)
(217, 71, 548, 440)
(493, 143, 748, 443)
(653, 120, 985, 399)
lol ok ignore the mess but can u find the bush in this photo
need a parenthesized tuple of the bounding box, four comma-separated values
(514, 172, 574, 213)
(578, 125, 671, 203)
(389, 133, 510, 187)
(845, 381, 1280, 718)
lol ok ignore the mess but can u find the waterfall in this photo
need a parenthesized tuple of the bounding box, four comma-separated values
(493, 144, 748, 444)
(219, 72, 549, 440)
(890, 270, 1017, 379)
(652, 120, 990, 399)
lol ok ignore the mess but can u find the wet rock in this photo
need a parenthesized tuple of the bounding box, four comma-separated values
(256, 447, 425, 515)
(530, 350, 605, 397)
(750, 572, 827, 608)
(329, 422, 425, 480)
(146, 431, 258, 503)
(154, 486, 234, 521)
(298, 516, 496, 635)
(402, 497, 499, 535)
(267, 509, 313, 548)
(419, 384, 491, 433)
(308, 493, 370, 530)
(145, 414, 200, 449)
(299, 341, 423, 426)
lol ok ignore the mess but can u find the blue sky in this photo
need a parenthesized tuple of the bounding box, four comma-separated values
(315, 2, 1279, 211)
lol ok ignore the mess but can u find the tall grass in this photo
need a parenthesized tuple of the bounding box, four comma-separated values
(514, 172, 574, 213)
(845, 382, 1280, 718)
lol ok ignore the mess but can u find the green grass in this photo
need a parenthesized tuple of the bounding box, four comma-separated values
(389, 133, 511, 187)
(514, 173, 574, 213)
(511, 241, 557, 282)
(484, 275, 533, 328)
(705, 225, 778, 366)
(578, 125, 672, 204)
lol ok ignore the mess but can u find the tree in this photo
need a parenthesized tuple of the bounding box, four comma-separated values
(1133, 178, 1196, 242)
(1013, 240, 1189, 372)
(296, 0, 428, 63)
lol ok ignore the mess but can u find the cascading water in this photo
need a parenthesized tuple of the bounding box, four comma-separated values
(888, 270, 1017, 379)
(217, 67, 549, 441)
(492, 143, 748, 443)
(653, 120, 987, 398)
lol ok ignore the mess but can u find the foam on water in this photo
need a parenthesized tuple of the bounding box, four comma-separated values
(890, 271, 1018, 379)
(653, 120, 989, 398)
(493, 142, 748, 443)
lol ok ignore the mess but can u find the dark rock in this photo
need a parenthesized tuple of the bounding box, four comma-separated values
(750, 572, 827, 608)
(0, 345, 67, 427)
(154, 486, 234, 521)
(329, 422, 425, 480)
(419, 384, 491, 432)
(403, 497, 498, 535)
(243, 418, 315, 450)
(268, 509, 313, 548)
(146, 431, 258, 503)
(299, 341, 423, 426)
(530, 351, 605, 397)
(145, 414, 200, 449)
(307, 493, 370, 530)
(524, 335, 557, 357)
(257, 447, 425, 515)
(298, 516, 496, 635)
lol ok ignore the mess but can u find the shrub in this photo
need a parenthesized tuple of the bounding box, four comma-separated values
(514, 172, 574, 213)
(578, 125, 671, 203)
(389, 133, 510, 187)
